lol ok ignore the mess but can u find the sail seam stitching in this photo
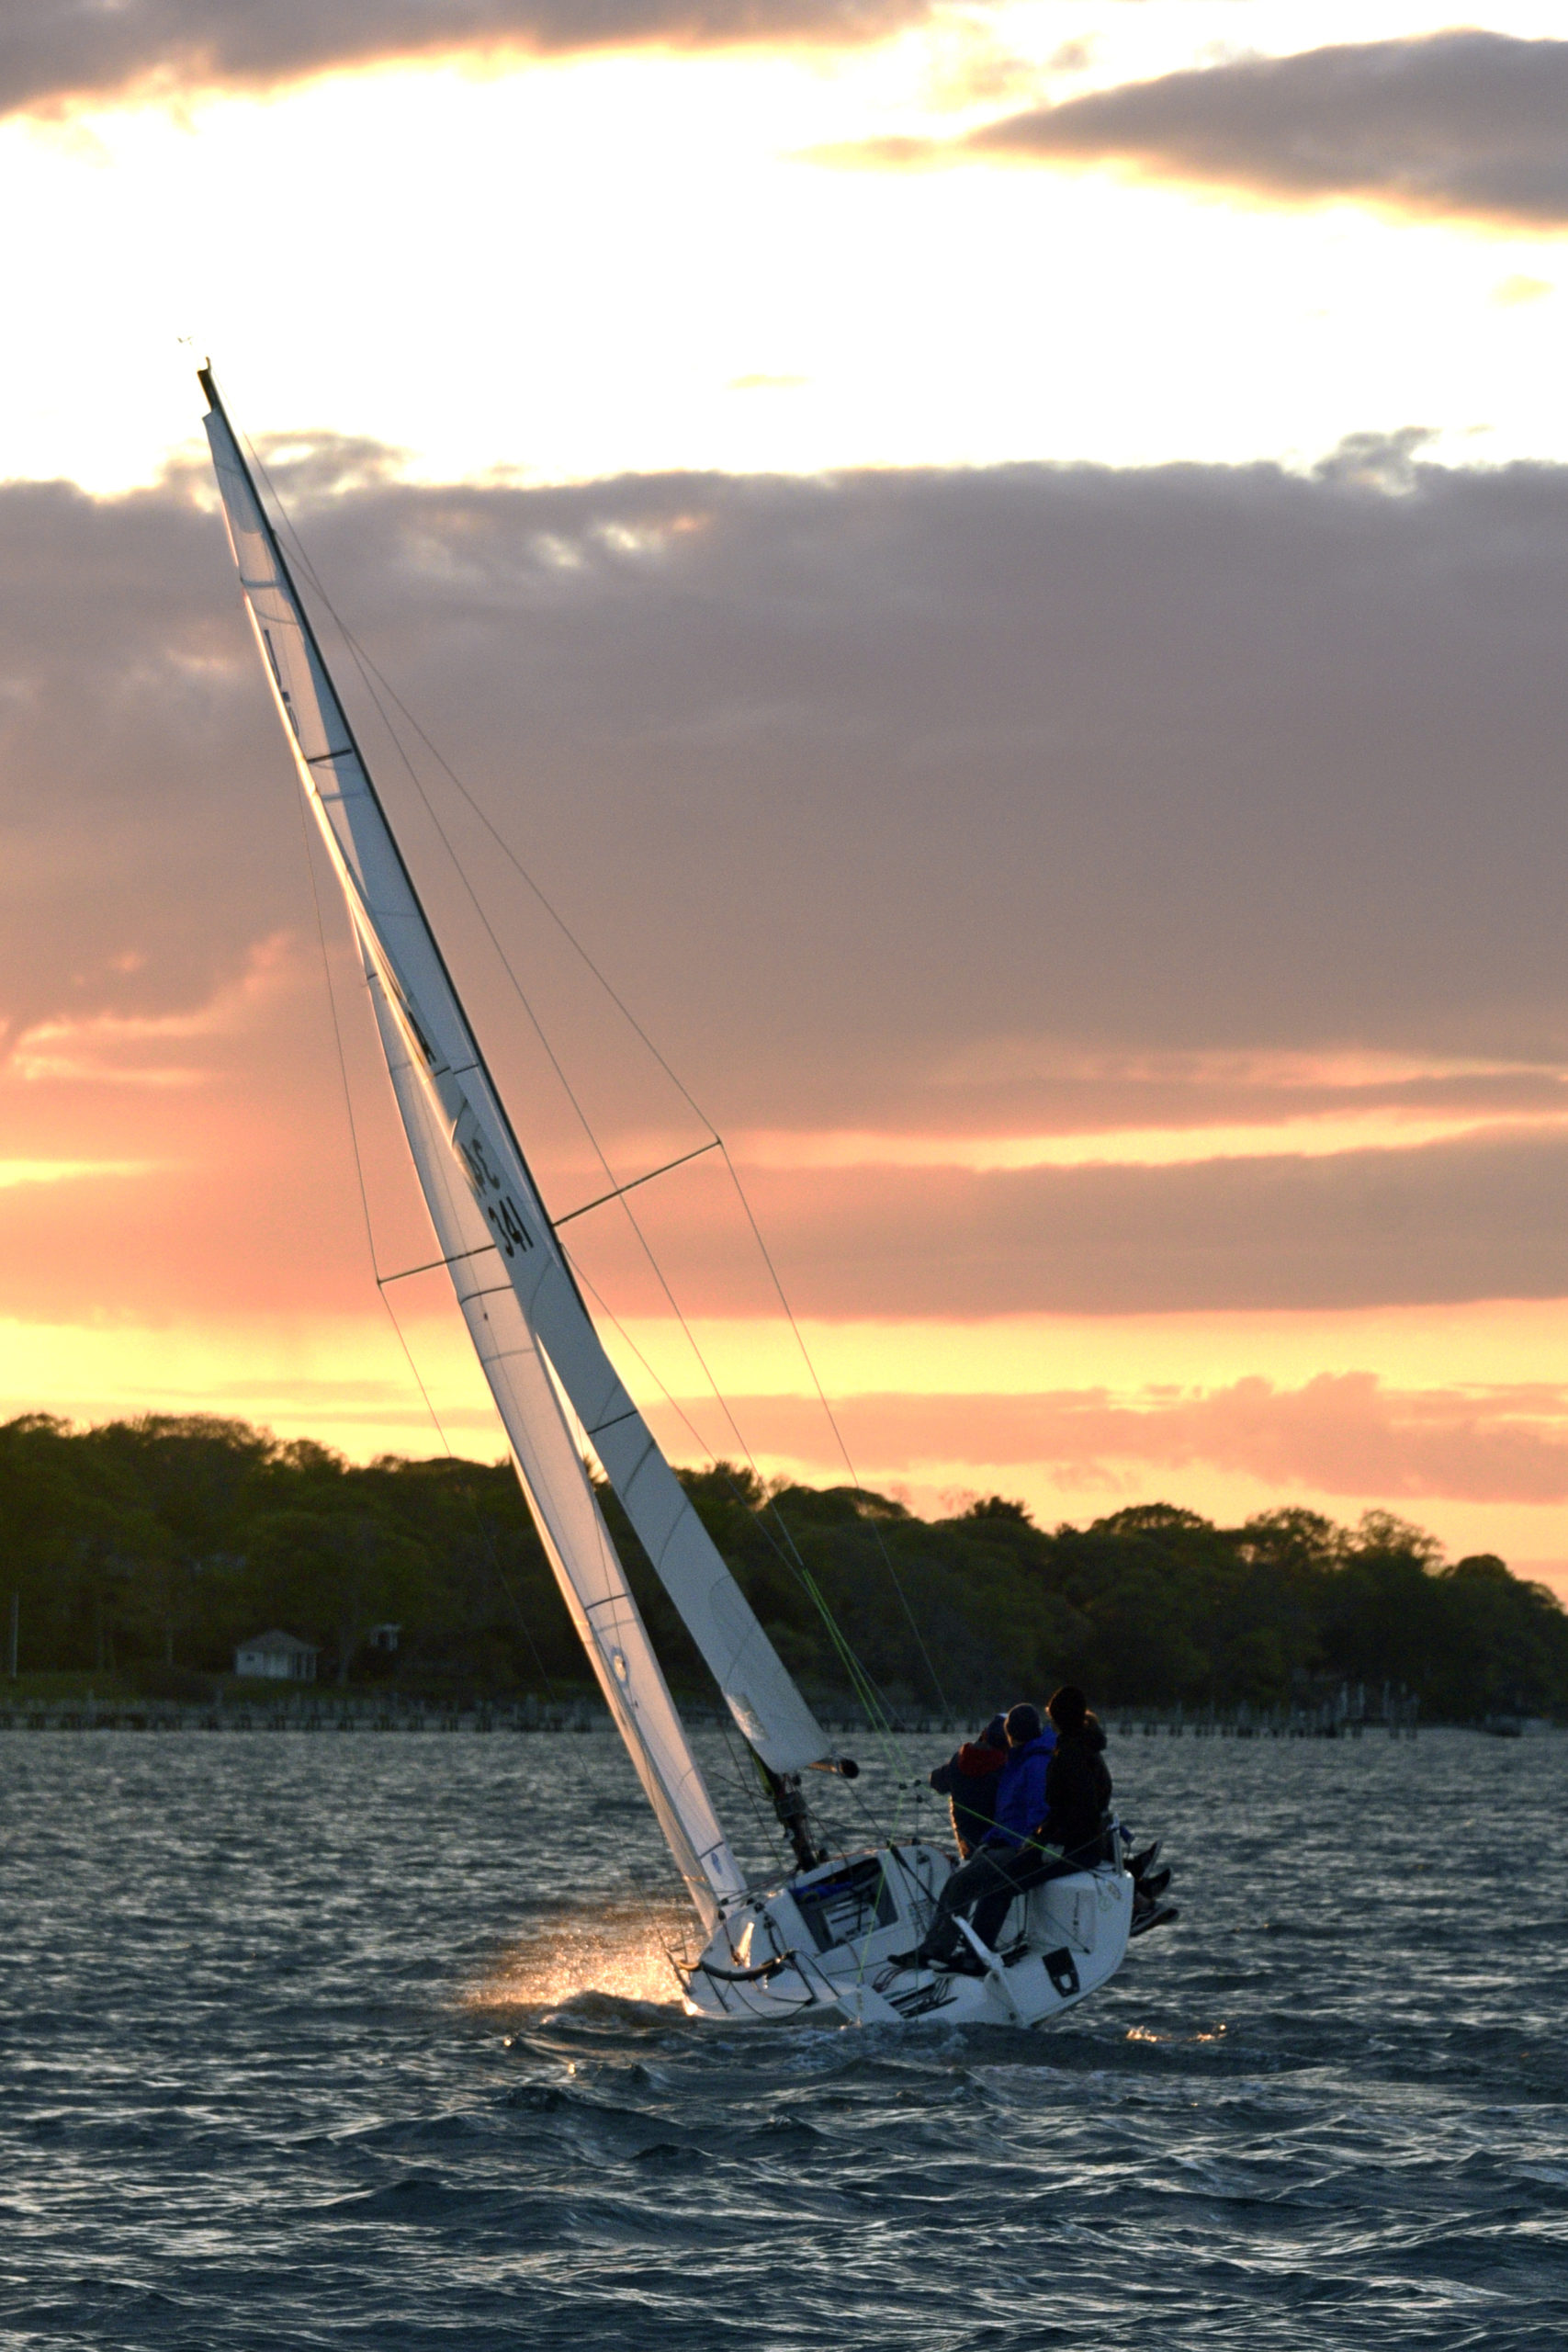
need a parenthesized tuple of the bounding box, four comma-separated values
(588, 1408, 639, 1436)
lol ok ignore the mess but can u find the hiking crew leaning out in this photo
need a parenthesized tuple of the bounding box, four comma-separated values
(901, 1688, 1111, 1974)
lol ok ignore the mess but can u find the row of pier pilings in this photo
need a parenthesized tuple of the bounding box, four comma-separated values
(0, 1684, 1420, 1735)
(0, 1691, 615, 1734)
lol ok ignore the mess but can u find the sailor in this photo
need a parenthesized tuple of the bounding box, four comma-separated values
(964, 1686, 1112, 1955)
(897, 1702, 1056, 1973)
(927, 1713, 1009, 1859)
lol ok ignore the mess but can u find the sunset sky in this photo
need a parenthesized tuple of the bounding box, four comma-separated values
(6, 0, 1568, 1588)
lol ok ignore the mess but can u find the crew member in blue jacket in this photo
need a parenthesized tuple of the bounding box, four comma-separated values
(898, 1702, 1056, 1972)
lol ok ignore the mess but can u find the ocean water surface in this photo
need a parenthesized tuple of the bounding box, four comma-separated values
(2, 1723, 1564, 2348)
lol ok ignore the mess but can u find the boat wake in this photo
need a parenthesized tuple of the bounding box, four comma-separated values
(465, 1898, 693, 2013)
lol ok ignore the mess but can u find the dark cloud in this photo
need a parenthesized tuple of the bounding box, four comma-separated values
(0, 0, 927, 117)
(0, 473, 302, 1031)
(565, 1129, 1568, 1319)
(247, 443, 1568, 1137)
(9, 441, 1568, 1318)
(964, 31, 1568, 226)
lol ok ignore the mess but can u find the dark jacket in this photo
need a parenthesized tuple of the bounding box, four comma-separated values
(1036, 1716, 1112, 1860)
(987, 1730, 1057, 1849)
(929, 1724, 1007, 1857)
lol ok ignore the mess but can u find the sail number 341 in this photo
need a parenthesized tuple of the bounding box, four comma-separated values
(455, 1116, 536, 1260)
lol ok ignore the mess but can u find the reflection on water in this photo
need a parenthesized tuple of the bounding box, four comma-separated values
(3, 1725, 1566, 2350)
(1126, 2019, 1227, 2044)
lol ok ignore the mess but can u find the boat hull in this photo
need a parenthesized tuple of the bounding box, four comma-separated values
(679, 1842, 1134, 2027)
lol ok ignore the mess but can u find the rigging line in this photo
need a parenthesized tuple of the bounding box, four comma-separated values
(252, 475, 717, 1140)
(307, 659, 881, 1754)
(809, 1745, 901, 1863)
(716, 1137, 956, 1724)
(570, 1270, 893, 1749)
(568, 1128, 906, 1747)
(290, 757, 383, 1282)
(245, 438, 906, 1745)
(347, 631, 626, 1199)
(557, 1246, 813, 1592)
(559, 1245, 906, 1771)
(231, 415, 852, 1907)
(240, 449, 776, 1517)
(555, 1131, 880, 1703)
(242, 434, 681, 1214)
(292, 584, 867, 1703)
(375, 1278, 567, 1703)
(329, 632, 846, 1657)
(306, 616, 769, 1600)
(715, 1713, 790, 1867)
(291, 772, 563, 1700)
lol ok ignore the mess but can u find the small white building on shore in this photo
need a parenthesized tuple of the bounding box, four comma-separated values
(234, 1630, 319, 1682)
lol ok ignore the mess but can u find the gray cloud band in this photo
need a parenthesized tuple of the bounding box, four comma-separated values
(963, 30, 1568, 228)
(0, 0, 931, 115)
(6, 445, 1568, 1319)
(682, 1132, 1568, 1317)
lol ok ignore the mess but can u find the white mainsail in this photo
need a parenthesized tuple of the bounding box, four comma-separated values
(200, 371, 834, 1923)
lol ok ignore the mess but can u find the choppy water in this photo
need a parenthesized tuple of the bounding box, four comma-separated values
(3, 1723, 1565, 2349)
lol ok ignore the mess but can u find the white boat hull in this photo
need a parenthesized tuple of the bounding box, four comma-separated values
(679, 1842, 1134, 2027)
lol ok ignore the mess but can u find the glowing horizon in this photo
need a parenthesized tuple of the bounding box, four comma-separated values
(5, 1, 1568, 1607)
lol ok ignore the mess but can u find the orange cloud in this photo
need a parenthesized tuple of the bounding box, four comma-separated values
(8, 933, 298, 1086)
(647, 1373, 1568, 1509)
(732, 1106, 1568, 1174)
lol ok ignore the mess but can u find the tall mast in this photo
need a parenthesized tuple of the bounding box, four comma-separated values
(200, 369, 835, 1916)
(197, 377, 556, 1229)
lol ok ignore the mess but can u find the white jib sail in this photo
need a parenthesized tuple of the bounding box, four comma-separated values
(200, 375, 832, 1894)
(361, 930, 744, 1926)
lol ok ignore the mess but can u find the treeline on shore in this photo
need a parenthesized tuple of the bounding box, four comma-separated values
(2, 1412, 1564, 1723)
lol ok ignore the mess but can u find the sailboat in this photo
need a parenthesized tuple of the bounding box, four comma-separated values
(199, 368, 1163, 2026)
